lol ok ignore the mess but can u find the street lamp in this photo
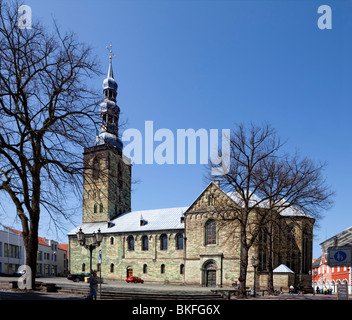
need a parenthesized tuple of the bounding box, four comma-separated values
(76, 228, 103, 273)
(251, 256, 258, 297)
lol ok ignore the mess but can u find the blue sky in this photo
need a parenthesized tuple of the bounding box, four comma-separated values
(1, 0, 352, 258)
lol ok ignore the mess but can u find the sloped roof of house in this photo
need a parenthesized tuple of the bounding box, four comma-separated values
(68, 206, 188, 235)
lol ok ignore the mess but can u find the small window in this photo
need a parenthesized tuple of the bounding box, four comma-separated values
(82, 263, 86, 272)
(92, 158, 100, 180)
(110, 237, 114, 245)
(94, 204, 97, 213)
(110, 263, 114, 273)
(176, 234, 184, 250)
(180, 264, 185, 275)
(99, 203, 103, 213)
(128, 236, 135, 251)
(143, 264, 148, 274)
(161, 264, 165, 274)
(160, 234, 168, 250)
(142, 236, 148, 251)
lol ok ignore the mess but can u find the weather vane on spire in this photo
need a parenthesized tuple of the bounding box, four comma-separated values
(106, 43, 116, 60)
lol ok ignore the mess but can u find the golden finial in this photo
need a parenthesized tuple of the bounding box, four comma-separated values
(106, 43, 116, 60)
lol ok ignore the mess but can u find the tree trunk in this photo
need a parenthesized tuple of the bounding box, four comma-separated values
(266, 224, 274, 295)
(266, 242, 274, 295)
(25, 224, 39, 290)
(238, 232, 249, 298)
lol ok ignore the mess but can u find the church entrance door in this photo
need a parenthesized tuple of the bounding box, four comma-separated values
(203, 261, 217, 287)
(206, 270, 216, 287)
(127, 267, 133, 277)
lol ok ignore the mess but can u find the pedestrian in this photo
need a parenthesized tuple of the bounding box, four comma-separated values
(86, 270, 98, 300)
(296, 286, 301, 295)
(289, 285, 294, 295)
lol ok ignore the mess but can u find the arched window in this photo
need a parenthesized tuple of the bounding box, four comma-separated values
(82, 263, 86, 272)
(142, 235, 149, 251)
(127, 236, 135, 251)
(205, 220, 216, 245)
(180, 264, 185, 275)
(110, 263, 114, 273)
(257, 227, 268, 271)
(94, 204, 97, 213)
(160, 234, 168, 250)
(176, 234, 184, 250)
(143, 264, 148, 274)
(118, 162, 123, 188)
(110, 237, 114, 245)
(92, 158, 100, 180)
(161, 264, 165, 274)
(302, 225, 312, 273)
(286, 224, 298, 272)
(99, 203, 103, 213)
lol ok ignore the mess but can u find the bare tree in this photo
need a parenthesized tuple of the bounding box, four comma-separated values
(253, 153, 334, 294)
(208, 123, 333, 297)
(0, 1, 100, 287)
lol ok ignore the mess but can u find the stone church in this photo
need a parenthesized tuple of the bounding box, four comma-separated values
(68, 58, 314, 291)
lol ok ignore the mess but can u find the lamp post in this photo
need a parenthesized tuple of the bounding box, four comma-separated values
(76, 228, 103, 273)
(251, 256, 258, 297)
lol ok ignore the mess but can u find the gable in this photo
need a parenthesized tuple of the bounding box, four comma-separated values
(185, 181, 236, 214)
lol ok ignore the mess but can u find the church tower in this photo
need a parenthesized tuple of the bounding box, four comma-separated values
(82, 54, 131, 223)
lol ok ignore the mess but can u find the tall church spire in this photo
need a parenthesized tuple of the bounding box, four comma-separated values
(94, 47, 122, 151)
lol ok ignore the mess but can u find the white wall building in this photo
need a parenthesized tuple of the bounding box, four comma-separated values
(0, 227, 25, 274)
(0, 227, 68, 276)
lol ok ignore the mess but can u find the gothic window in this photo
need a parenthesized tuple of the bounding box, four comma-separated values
(127, 236, 134, 251)
(99, 203, 103, 213)
(286, 224, 298, 272)
(205, 220, 216, 245)
(92, 157, 100, 180)
(142, 235, 149, 251)
(257, 227, 268, 271)
(302, 226, 312, 273)
(160, 234, 168, 250)
(176, 234, 184, 250)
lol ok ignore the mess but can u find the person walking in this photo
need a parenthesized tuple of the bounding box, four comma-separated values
(289, 285, 294, 296)
(86, 271, 98, 300)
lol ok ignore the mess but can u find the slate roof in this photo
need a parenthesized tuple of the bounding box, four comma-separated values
(68, 206, 188, 235)
(69, 182, 312, 237)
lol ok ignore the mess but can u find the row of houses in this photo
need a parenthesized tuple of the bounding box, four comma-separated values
(0, 227, 68, 277)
